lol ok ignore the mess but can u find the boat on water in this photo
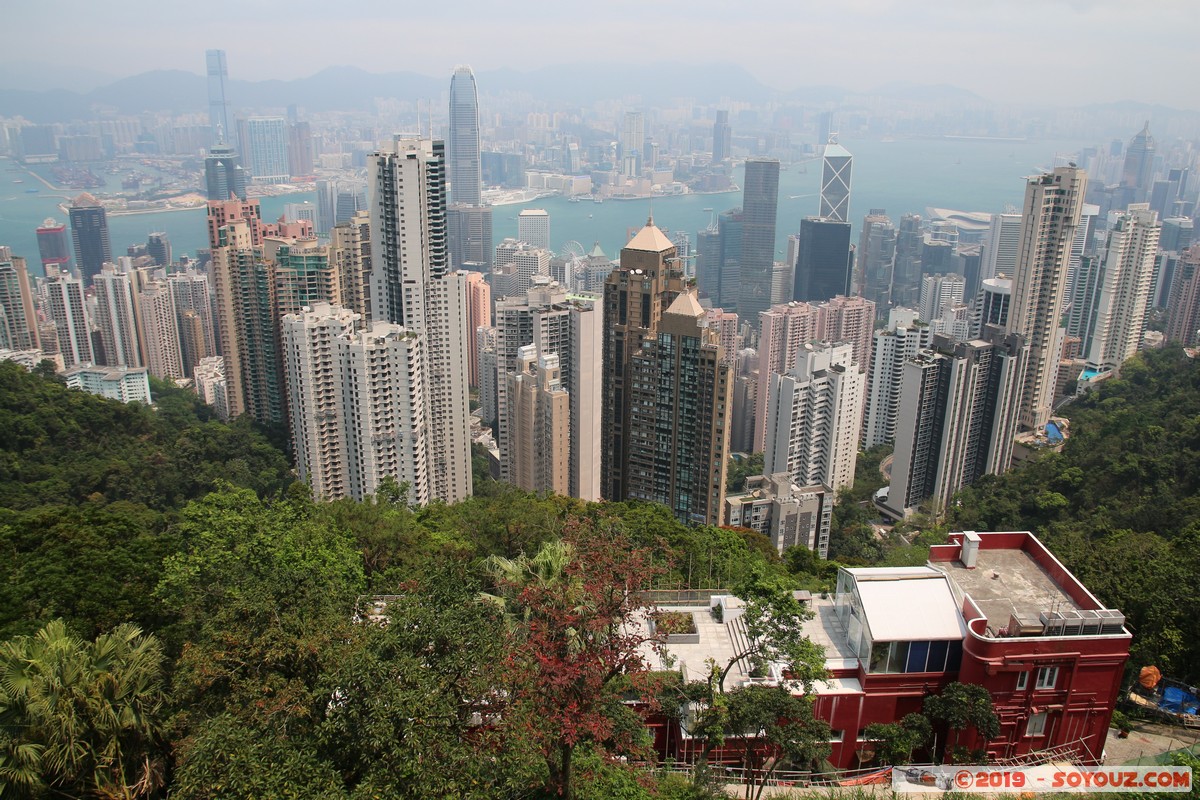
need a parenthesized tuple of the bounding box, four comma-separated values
(593, 197, 603, 204)
(25, 188, 38, 193)
(567, 196, 581, 203)
(13, 179, 23, 184)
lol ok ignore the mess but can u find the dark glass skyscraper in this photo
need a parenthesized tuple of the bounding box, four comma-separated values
(792, 217, 852, 303)
(68, 194, 111, 282)
(204, 142, 247, 201)
(448, 65, 482, 206)
(736, 158, 780, 324)
(1120, 121, 1155, 204)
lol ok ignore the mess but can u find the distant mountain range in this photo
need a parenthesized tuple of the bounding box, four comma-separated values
(0, 62, 996, 122)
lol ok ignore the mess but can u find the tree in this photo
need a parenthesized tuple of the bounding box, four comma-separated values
(924, 682, 1000, 762)
(862, 712, 932, 766)
(315, 566, 526, 799)
(0, 620, 167, 799)
(491, 517, 667, 799)
(157, 486, 364, 725)
(724, 685, 831, 800)
(714, 569, 826, 694)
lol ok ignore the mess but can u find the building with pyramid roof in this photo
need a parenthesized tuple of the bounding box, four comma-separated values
(601, 219, 732, 524)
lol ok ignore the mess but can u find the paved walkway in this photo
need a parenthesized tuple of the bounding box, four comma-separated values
(1104, 722, 1200, 765)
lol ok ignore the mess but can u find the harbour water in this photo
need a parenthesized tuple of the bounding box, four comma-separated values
(0, 136, 1090, 276)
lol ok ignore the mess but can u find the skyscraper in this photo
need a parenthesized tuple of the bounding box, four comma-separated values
(1165, 245, 1200, 347)
(0, 250, 39, 351)
(44, 272, 94, 367)
(92, 264, 142, 368)
(857, 210, 896, 312)
(447, 206, 494, 271)
(204, 142, 248, 201)
(603, 219, 717, 515)
(792, 217, 853, 303)
(245, 118, 290, 184)
(281, 303, 431, 503)
(35, 218, 71, 274)
(762, 341, 864, 494)
(369, 137, 473, 503)
(68, 194, 111, 281)
(1006, 166, 1086, 432)
(506, 346, 571, 495)
(982, 212, 1021, 282)
(862, 308, 932, 449)
(206, 49, 230, 139)
(819, 143, 853, 223)
(621, 111, 644, 178)
(882, 329, 1027, 519)
(167, 270, 216, 374)
(1120, 122, 1155, 205)
(625, 288, 732, 525)
(737, 159, 781, 325)
(330, 211, 373, 321)
(518, 209, 551, 250)
(1081, 205, 1160, 374)
(147, 232, 171, 267)
(138, 281, 185, 380)
(448, 65, 483, 206)
(493, 277, 602, 501)
(712, 110, 731, 164)
(891, 213, 924, 307)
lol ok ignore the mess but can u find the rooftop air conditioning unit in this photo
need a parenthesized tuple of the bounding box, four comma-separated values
(1097, 609, 1126, 634)
(1059, 609, 1083, 636)
(1078, 609, 1102, 636)
(1040, 610, 1064, 637)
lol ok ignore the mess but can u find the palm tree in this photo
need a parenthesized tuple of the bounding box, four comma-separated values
(0, 620, 166, 799)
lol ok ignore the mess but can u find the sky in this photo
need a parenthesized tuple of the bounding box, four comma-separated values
(6, 0, 1199, 107)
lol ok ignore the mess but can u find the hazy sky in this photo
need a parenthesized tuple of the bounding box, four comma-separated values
(8, 0, 1199, 107)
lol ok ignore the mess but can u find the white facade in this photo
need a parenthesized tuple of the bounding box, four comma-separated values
(1083, 205, 1161, 374)
(762, 342, 865, 493)
(982, 212, 1021, 282)
(63, 365, 151, 404)
(246, 117, 289, 183)
(368, 137, 473, 504)
(44, 273, 94, 368)
(1006, 167, 1086, 432)
(192, 356, 229, 420)
(493, 238, 551, 298)
(724, 473, 833, 557)
(517, 209, 551, 250)
(138, 281, 184, 380)
(282, 303, 431, 504)
(92, 264, 142, 368)
(919, 273, 965, 323)
(862, 308, 932, 448)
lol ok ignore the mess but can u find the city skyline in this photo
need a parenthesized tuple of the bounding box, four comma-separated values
(2, 1, 1197, 108)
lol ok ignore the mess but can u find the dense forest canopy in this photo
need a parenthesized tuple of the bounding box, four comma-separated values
(2, 345, 1199, 796)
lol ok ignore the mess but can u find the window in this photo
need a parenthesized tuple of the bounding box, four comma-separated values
(1016, 671, 1029, 691)
(1026, 712, 1047, 737)
(829, 730, 845, 743)
(1036, 667, 1059, 690)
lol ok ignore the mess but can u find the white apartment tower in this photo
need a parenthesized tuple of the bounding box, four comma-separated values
(982, 212, 1021, 282)
(862, 307, 932, 449)
(282, 304, 430, 503)
(762, 341, 865, 493)
(1006, 166, 1086, 432)
(138, 281, 185, 380)
(45, 272, 94, 368)
(919, 273, 966, 323)
(1082, 205, 1161, 374)
(92, 264, 142, 368)
(369, 137, 472, 503)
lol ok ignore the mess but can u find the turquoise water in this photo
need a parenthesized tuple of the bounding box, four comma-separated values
(1, 137, 1089, 275)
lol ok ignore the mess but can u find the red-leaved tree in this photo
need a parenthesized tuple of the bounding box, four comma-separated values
(488, 516, 668, 799)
